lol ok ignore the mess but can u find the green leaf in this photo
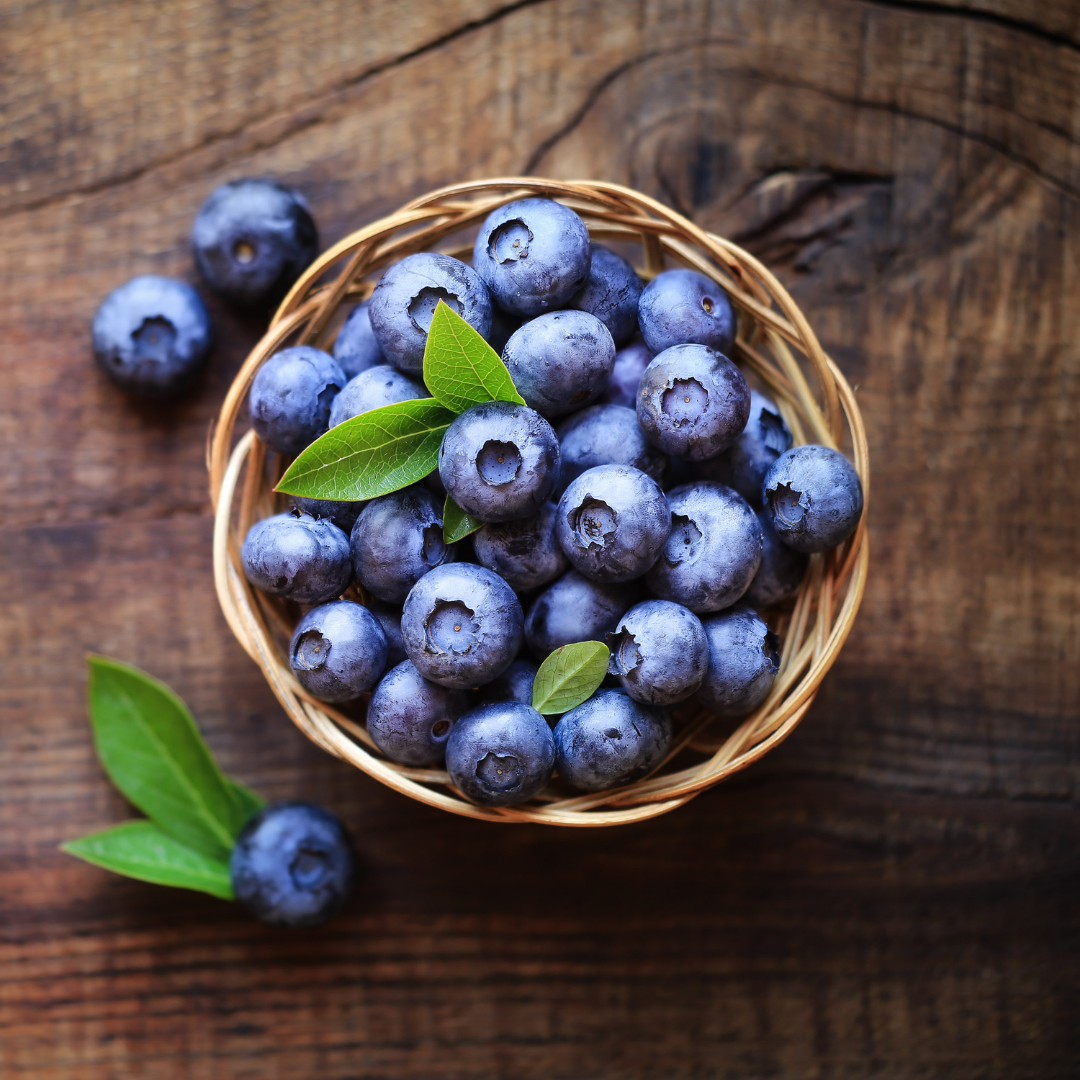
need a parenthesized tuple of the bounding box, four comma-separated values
(62, 820, 234, 901)
(276, 399, 455, 501)
(423, 301, 525, 413)
(531, 641, 610, 715)
(87, 656, 248, 861)
(443, 495, 483, 543)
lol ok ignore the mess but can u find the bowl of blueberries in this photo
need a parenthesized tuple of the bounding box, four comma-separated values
(196, 177, 868, 826)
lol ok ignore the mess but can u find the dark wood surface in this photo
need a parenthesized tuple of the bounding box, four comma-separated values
(2, 1, 1078, 1075)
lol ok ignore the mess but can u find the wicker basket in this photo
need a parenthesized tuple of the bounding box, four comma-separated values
(208, 177, 869, 826)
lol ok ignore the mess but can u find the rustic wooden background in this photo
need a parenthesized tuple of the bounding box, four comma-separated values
(2, 0, 1078, 1075)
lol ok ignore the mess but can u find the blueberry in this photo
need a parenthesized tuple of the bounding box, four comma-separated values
(762, 444, 864, 553)
(192, 179, 318, 307)
(524, 569, 642, 660)
(472, 502, 568, 592)
(501, 310, 616, 419)
(333, 299, 385, 378)
(600, 340, 653, 408)
(553, 690, 671, 792)
(445, 702, 555, 806)
(472, 197, 591, 317)
(289, 600, 387, 703)
(438, 401, 560, 523)
(230, 802, 355, 928)
(350, 487, 455, 604)
(369, 253, 492, 375)
(636, 344, 750, 462)
(329, 364, 427, 428)
(638, 268, 735, 355)
(289, 496, 365, 534)
(91, 275, 212, 397)
(476, 659, 538, 708)
(743, 511, 809, 608)
(366, 600, 409, 671)
(401, 563, 524, 689)
(248, 346, 346, 456)
(555, 464, 670, 584)
(645, 481, 762, 613)
(697, 605, 780, 717)
(241, 510, 352, 604)
(485, 305, 522, 355)
(366, 660, 472, 766)
(555, 403, 666, 499)
(606, 600, 708, 706)
(692, 390, 792, 507)
(568, 244, 643, 345)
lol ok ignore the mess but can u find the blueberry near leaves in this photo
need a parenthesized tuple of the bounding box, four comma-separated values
(568, 243, 643, 346)
(472, 197, 591, 317)
(697, 605, 780, 718)
(472, 502, 568, 592)
(92, 275, 212, 397)
(192, 178, 318, 307)
(445, 702, 555, 806)
(401, 563, 524, 689)
(333, 299, 385, 378)
(476, 659, 538, 708)
(241, 511, 352, 604)
(289, 600, 387, 704)
(524, 569, 642, 660)
(743, 510, 810, 608)
(601, 340, 653, 408)
(637, 268, 736, 355)
(289, 496, 365, 534)
(762, 444, 864, 553)
(555, 403, 666, 499)
(329, 364, 427, 428)
(636, 343, 751, 462)
(230, 802, 356, 928)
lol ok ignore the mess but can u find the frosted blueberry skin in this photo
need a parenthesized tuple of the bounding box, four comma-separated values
(501, 310, 616, 419)
(92, 275, 212, 397)
(439, 401, 561, 523)
(606, 600, 709, 706)
(646, 481, 762, 614)
(333, 300, 385, 378)
(472, 197, 592, 317)
(554, 403, 667, 499)
(472, 502, 568, 592)
(230, 802, 355, 929)
(192, 179, 317, 307)
(249, 346, 346, 456)
(524, 569, 642, 660)
(568, 244, 643, 346)
(289, 600, 387, 704)
(476, 659, 538, 708)
(697, 605, 780, 718)
(241, 511, 352, 604)
(638, 268, 736, 355)
(600, 340, 653, 408)
(692, 390, 792, 507)
(329, 364, 427, 428)
(365, 600, 408, 672)
(369, 252, 493, 375)
(743, 511, 809, 608)
(556, 464, 671, 584)
(762, 444, 864, 553)
(350, 487, 454, 604)
(401, 563, 524, 689)
(289, 496, 365, 535)
(553, 690, 671, 792)
(366, 660, 472, 766)
(636, 343, 751, 462)
(445, 702, 555, 806)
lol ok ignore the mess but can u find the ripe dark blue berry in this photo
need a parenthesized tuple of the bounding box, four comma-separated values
(289, 600, 387, 703)
(333, 300, 385, 378)
(553, 690, 671, 792)
(476, 659, 538, 708)
(524, 570, 642, 660)
(697, 605, 780, 718)
(230, 802, 355, 928)
(248, 346, 345, 456)
(600, 340, 653, 408)
(743, 511, 809, 608)
(329, 364, 427, 428)
(637, 268, 735, 355)
(472, 502, 569, 592)
(486, 305, 522, 354)
(241, 511, 352, 604)
(92, 275, 211, 397)
(192, 179, 317, 307)
(366, 600, 408, 672)
(289, 496, 365, 535)
(568, 244, 643, 346)
(445, 702, 555, 806)
(555, 403, 666, 499)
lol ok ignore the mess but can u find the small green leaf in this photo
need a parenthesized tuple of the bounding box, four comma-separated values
(87, 656, 248, 861)
(276, 399, 455, 501)
(443, 495, 483, 543)
(423, 301, 525, 413)
(532, 641, 610, 715)
(62, 820, 234, 901)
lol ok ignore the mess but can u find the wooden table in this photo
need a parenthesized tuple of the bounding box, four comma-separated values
(2, 1, 1077, 1075)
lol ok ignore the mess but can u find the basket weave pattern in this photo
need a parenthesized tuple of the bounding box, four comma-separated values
(208, 178, 870, 826)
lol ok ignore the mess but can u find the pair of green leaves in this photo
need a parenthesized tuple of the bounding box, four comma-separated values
(276, 302, 523, 543)
(61, 657, 265, 900)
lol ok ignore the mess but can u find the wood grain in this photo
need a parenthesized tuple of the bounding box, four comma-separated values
(0, 0, 1077, 1075)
